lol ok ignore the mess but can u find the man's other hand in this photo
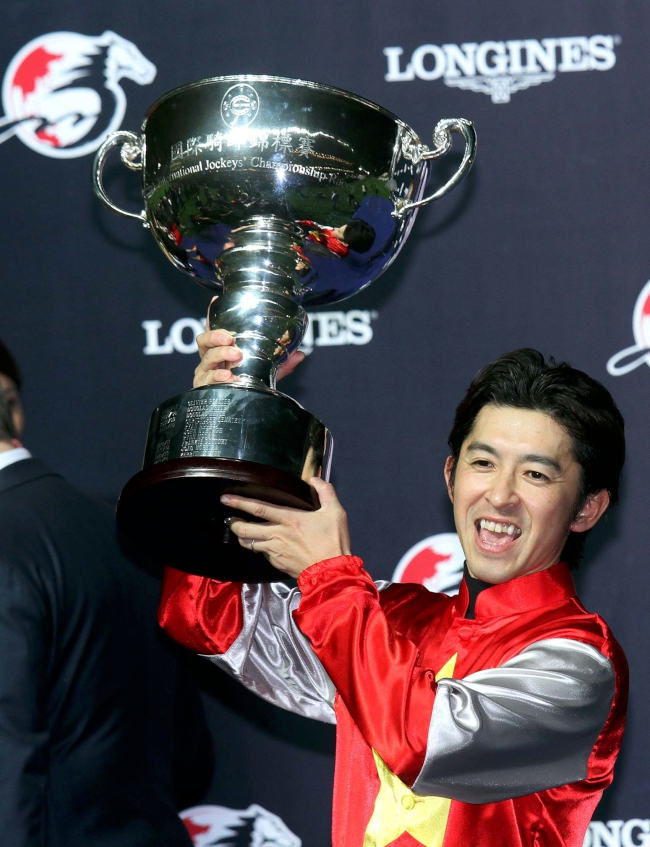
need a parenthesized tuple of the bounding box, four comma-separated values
(221, 478, 351, 578)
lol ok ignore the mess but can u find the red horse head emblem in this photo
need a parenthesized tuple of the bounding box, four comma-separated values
(392, 532, 465, 595)
(607, 279, 650, 376)
(181, 804, 301, 847)
(1, 30, 156, 158)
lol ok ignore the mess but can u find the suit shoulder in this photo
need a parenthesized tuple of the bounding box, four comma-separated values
(0, 473, 130, 586)
(0, 472, 115, 524)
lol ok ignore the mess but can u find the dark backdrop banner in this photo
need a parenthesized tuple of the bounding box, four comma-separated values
(1, 2, 648, 845)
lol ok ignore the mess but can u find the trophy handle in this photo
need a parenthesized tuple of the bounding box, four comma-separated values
(92, 131, 148, 225)
(393, 118, 477, 218)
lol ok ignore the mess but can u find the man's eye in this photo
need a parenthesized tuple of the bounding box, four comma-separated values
(527, 470, 549, 482)
(472, 460, 493, 468)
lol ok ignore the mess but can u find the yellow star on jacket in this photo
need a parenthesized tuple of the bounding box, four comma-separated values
(363, 655, 458, 847)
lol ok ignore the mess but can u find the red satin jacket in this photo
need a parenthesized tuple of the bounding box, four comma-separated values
(158, 558, 627, 847)
(297, 220, 350, 257)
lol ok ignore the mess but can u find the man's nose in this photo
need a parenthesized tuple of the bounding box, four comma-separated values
(486, 471, 519, 510)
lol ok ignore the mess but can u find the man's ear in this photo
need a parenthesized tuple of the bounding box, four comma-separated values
(570, 489, 610, 534)
(444, 456, 455, 503)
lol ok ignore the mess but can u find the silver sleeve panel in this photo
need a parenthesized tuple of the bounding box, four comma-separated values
(202, 582, 337, 724)
(412, 638, 615, 803)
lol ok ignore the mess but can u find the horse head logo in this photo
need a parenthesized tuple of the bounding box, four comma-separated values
(0, 30, 156, 158)
(181, 804, 302, 847)
(393, 532, 465, 595)
(607, 279, 650, 376)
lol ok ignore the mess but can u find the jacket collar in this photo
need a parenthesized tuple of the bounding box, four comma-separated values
(0, 457, 61, 495)
(456, 562, 577, 619)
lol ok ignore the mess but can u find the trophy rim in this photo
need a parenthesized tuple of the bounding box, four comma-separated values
(142, 74, 407, 129)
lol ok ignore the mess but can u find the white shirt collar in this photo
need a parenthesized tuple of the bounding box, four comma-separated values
(0, 447, 32, 472)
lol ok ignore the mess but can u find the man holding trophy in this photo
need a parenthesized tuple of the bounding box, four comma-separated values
(158, 335, 627, 847)
(93, 75, 627, 846)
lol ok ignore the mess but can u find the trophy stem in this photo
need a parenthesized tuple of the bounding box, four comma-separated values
(208, 216, 309, 390)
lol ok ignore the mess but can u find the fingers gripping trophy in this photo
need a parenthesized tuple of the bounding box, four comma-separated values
(93, 75, 476, 580)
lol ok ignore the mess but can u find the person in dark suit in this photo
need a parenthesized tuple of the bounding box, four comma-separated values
(0, 342, 213, 847)
(0, 339, 24, 438)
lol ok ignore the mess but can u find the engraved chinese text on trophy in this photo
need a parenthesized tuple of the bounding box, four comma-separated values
(92, 75, 476, 579)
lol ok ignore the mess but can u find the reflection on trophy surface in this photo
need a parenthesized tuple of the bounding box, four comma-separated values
(93, 75, 476, 579)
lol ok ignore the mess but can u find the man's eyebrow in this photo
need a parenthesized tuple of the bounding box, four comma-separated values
(466, 441, 499, 456)
(465, 442, 562, 473)
(520, 453, 562, 473)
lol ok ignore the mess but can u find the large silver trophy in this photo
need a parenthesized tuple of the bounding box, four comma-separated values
(93, 75, 476, 579)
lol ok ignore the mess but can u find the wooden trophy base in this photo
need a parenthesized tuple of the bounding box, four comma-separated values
(117, 456, 320, 582)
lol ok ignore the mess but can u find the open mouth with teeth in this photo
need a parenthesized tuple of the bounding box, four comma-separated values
(475, 518, 522, 553)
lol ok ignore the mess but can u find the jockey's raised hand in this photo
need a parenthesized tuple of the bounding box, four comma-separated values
(194, 312, 305, 388)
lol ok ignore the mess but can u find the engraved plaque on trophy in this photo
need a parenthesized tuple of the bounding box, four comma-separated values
(93, 75, 476, 579)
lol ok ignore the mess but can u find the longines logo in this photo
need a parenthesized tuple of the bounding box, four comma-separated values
(384, 35, 619, 103)
(142, 310, 377, 356)
(583, 819, 650, 847)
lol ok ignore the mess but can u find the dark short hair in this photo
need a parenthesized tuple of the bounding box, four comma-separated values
(447, 348, 625, 567)
(0, 383, 16, 442)
(0, 338, 21, 389)
(343, 219, 375, 253)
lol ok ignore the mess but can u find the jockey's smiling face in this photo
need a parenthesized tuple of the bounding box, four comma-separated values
(444, 404, 610, 585)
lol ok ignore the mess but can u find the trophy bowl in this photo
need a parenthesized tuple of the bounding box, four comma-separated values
(93, 75, 476, 579)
